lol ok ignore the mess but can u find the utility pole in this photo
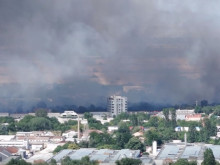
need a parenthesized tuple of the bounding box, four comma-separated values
(78, 115, 80, 140)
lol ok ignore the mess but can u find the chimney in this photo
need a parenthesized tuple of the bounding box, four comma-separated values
(184, 133, 187, 146)
(78, 115, 80, 140)
(152, 141, 157, 156)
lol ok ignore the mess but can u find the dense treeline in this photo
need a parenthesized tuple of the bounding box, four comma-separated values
(144, 108, 220, 146)
(82, 112, 145, 151)
(53, 142, 80, 154)
(195, 105, 220, 115)
(0, 109, 79, 134)
(108, 112, 150, 126)
(84, 109, 220, 149)
(115, 158, 142, 165)
(75, 123, 145, 152)
(84, 112, 106, 130)
(6, 156, 98, 165)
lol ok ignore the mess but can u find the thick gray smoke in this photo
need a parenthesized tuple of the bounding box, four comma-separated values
(0, 0, 220, 111)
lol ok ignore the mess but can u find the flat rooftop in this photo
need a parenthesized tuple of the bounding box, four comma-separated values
(181, 146, 203, 159)
(208, 145, 220, 160)
(156, 144, 180, 160)
(156, 143, 220, 161)
(48, 148, 141, 163)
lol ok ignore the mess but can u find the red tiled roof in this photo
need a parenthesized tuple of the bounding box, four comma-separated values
(5, 146, 19, 154)
(186, 114, 202, 118)
(88, 130, 103, 134)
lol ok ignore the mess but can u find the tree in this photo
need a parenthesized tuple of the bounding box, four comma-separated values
(203, 118, 216, 137)
(29, 117, 52, 131)
(172, 159, 189, 165)
(61, 156, 98, 165)
(163, 108, 170, 122)
(172, 159, 197, 165)
(97, 144, 117, 149)
(6, 158, 32, 165)
(144, 128, 160, 146)
(87, 117, 104, 130)
(35, 108, 48, 117)
(195, 106, 202, 113)
(53, 142, 74, 154)
(16, 115, 35, 131)
(78, 141, 89, 148)
(61, 156, 72, 165)
(115, 158, 142, 165)
(160, 127, 176, 142)
(202, 148, 216, 165)
(115, 124, 132, 148)
(67, 143, 80, 150)
(34, 162, 49, 165)
(80, 156, 98, 165)
(53, 145, 63, 154)
(0, 116, 14, 124)
(84, 112, 93, 119)
(202, 106, 214, 115)
(170, 108, 176, 127)
(188, 124, 198, 143)
(8, 122, 16, 132)
(49, 159, 57, 165)
(50, 117, 60, 130)
(89, 132, 114, 148)
(0, 125, 8, 135)
(147, 116, 159, 127)
(213, 105, 220, 116)
(125, 137, 144, 152)
(130, 114, 138, 126)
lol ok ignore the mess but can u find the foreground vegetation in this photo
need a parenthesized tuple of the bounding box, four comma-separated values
(6, 156, 98, 165)
(0, 109, 80, 134)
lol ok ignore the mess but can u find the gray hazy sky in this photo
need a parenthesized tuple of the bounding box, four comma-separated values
(0, 0, 220, 109)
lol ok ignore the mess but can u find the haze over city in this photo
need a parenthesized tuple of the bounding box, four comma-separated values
(1, 0, 220, 110)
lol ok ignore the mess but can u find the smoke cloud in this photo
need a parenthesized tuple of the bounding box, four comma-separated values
(0, 0, 220, 110)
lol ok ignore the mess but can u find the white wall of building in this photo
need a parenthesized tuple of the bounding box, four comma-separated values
(107, 96, 127, 116)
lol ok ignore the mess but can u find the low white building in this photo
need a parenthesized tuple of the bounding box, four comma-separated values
(217, 126, 220, 132)
(0, 135, 15, 141)
(175, 126, 200, 132)
(108, 126, 118, 132)
(47, 113, 61, 118)
(50, 136, 64, 142)
(31, 143, 44, 151)
(62, 131, 78, 138)
(122, 119, 130, 122)
(156, 109, 195, 121)
(80, 119, 88, 125)
(133, 132, 143, 137)
(0, 113, 9, 117)
(185, 114, 202, 121)
(60, 111, 78, 118)
(93, 116, 113, 124)
(0, 140, 29, 149)
(16, 131, 55, 137)
(176, 109, 195, 120)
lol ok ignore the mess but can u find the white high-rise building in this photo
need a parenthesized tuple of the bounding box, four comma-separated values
(107, 96, 127, 116)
